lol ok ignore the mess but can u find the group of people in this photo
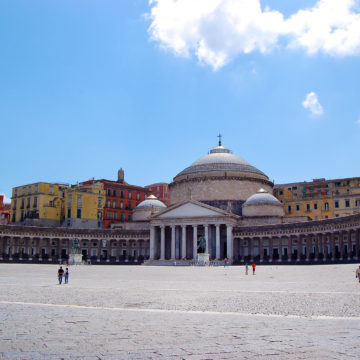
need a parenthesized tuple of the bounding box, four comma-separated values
(57, 266, 69, 284)
(245, 263, 256, 275)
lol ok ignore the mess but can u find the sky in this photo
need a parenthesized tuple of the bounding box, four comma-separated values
(1, 0, 360, 203)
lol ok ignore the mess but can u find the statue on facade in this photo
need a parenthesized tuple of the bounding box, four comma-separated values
(197, 236, 206, 254)
(71, 238, 80, 255)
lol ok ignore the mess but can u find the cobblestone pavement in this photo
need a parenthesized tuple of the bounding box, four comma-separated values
(1, 264, 360, 359)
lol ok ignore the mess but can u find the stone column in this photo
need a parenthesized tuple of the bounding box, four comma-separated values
(171, 226, 176, 260)
(306, 236, 310, 262)
(315, 234, 320, 261)
(347, 231, 352, 260)
(116, 240, 121, 262)
(297, 235, 302, 262)
(323, 234, 328, 261)
(259, 238, 264, 262)
(160, 225, 165, 260)
(215, 224, 220, 260)
(57, 238, 62, 263)
(0, 237, 6, 260)
(331, 233, 336, 261)
(249, 237, 254, 262)
(97, 240, 102, 262)
(226, 225, 233, 260)
(355, 229, 360, 260)
(106, 239, 111, 262)
(279, 237, 283, 263)
(150, 226, 155, 260)
(339, 232, 344, 261)
(192, 225, 197, 260)
(181, 225, 187, 259)
(204, 225, 209, 254)
(269, 237, 273, 262)
(288, 237, 292, 262)
(126, 240, 131, 261)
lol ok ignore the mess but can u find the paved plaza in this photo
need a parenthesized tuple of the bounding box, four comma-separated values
(1, 263, 360, 359)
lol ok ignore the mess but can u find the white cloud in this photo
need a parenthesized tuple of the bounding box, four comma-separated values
(0, 193, 11, 204)
(356, 118, 360, 125)
(302, 92, 324, 117)
(148, 0, 360, 70)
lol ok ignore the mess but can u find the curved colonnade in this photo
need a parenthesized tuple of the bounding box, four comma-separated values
(0, 226, 150, 263)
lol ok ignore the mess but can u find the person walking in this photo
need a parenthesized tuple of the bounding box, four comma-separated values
(58, 266, 64, 284)
(65, 267, 69, 284)
(245, 263, 249, 275)
(356, 266, 360, 283)
(252, 263, 256, 275)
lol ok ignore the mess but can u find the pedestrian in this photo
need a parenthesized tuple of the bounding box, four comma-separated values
(356, 266, 360, 283)
(65, 267, 69, 284)
(252, 263, 256, 275)
(224, 258, 228, 267)
(245, 263, 249, 275)
(58, 266, 64, 284)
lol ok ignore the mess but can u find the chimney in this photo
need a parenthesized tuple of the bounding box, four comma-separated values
(117, 168, 124, 183)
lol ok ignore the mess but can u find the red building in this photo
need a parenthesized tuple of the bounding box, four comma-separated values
(146, 183, 170, 206)
(81, 169, 150, 228)
(0, 195, 10, 224)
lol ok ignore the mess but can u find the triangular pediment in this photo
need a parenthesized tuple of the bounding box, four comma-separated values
(154, 201, 229, 219)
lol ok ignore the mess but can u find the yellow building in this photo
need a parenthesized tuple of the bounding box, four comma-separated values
(274, 177, 360, 220)
(63, 181, 105, 229)
(11, 182, 68, 226)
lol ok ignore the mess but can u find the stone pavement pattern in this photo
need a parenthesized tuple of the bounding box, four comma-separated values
(0, 264, 360, 359)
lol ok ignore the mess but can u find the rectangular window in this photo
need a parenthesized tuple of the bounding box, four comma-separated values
(107, 211, 112, 220)
(98, 197, 102, 208)
(335, 201, 339, 208)
(120, 201, 123, 209)
(107, 189, 111, 196)
(113, 200, 116, 208)
(33, 197, 38, 207)
(35, 184, 38, 193)
(107, 200, 110, 208)
(136, 192, 140, 200)
(314, 203, 318, 210)
(288, 205, 292, 213)
(77, 208, 81, 218)
(324, 202, 329, 211)
(129, 191, 132, 199)
(113, 189, 116, 196)
(296, 204, 300, 211)
(306, 204, 310, 211)
(128, 214, 132, 221)
(279, 190, 283, 195)
(77, 195, 82, 207)
(120, 213, 125, 221)
(113, 212, 117, 220)
(22, 187, 25, 195)
(27, 197, 31, 207)
(68, 195, 72, 206)
(14, 188, 18, 197)
(49, 185, 54, 195)
(356, 199, 360, 207)
(345, 200, 350, 208)
(67, 208, 71, 218)
(120, 191, 124, 198)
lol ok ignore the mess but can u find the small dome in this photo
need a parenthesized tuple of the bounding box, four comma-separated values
(244, 188, 282, 206)
(136, 195, 167, 210)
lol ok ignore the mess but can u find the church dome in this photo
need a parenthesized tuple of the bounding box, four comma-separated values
(244, 188, 282, 206)
(176, 143, 266, 177)
(136, 195, 167, 210)
(169, 137, 273, 212)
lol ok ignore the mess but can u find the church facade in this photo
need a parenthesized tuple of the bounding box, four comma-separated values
(1, 140, 360, 264)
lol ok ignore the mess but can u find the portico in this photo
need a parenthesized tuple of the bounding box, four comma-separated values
(149, 200, 237, 261)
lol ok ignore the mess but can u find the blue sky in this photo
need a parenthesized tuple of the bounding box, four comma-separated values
(1, 0, 360, 203)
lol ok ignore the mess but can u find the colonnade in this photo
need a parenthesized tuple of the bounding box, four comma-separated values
(234, 229, 360, 262)
(149, 223, 233, 261)
(0, 235, 150, 262)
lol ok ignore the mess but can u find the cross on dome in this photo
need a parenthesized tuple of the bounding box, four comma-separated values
(217, 133, 222, 146)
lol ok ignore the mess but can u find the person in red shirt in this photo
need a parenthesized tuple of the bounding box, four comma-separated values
(252, 263, 256, 275)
